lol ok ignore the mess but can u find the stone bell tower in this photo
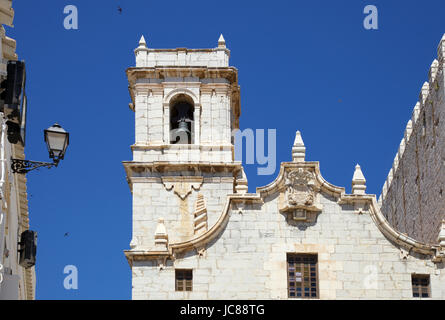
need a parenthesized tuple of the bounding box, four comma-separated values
(123, 35, 243, 287)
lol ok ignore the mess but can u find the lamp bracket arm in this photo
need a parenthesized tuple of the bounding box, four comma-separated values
(11, 158, 57, 174)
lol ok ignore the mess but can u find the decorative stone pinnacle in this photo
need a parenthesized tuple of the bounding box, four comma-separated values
(139, 35, 147, 48)
(405, 120, 413, 140)
(235, 167, 248, 194)
(218, 34, 226, 48)
(420, 82, 429, 104)
(352, 164, 366, 195)
(154, 217, 168, 250)
(292, 131, 306, 162)
(412, 102, 420, 123)
(439, 34, 445, 62)
(129, 238, 138, 249)
(429, 59, 439, 83)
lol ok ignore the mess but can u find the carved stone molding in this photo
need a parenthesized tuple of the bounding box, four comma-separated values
(161, 176, 203, 200)
(278, 168, 322, 223)
(195, 245, 207, 258)
(399, 247, 410, 260)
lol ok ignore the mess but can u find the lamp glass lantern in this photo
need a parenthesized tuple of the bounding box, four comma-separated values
(44, 123, 69, 164)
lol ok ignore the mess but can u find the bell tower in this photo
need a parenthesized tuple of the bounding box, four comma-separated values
(124, 35, 243, 280)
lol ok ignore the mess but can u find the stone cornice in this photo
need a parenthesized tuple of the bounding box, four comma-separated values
(130, 143, 234, 150)
(126, 66, 238, 86)
(122, 161, 242, 191)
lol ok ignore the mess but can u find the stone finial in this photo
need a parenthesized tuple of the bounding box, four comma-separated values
(138, 35, 147, 48)
(439, 220, 445, 247)
(154, 217, 168, 250)
(420, 82, 429, 104)
(218, 34, 226, 48)
(235, 168, 248, 194)
(129, 238, 138, 249)
(292, 131, 306, 162)
(387, 168, 393, 186)
(393, 154, 399, 172)
(194, 194, 208, 235)
(438, 33, 445, 63)
(404, 120, 413, 141)
(412, 102, 420, 123)
(352, 164, 366, 195)
(429, 59, 439, 83)
(135, 35, 149, 67)
(398, 138, 406, 157)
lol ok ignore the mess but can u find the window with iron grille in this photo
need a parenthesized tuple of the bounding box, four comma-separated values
(412, 274, 430, 298)
(175, 269, 192, 292)
(287, 253, 318, 299)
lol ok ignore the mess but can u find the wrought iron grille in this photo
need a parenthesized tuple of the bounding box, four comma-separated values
(287, 254, 318, 299)
(175, 269, 192, 292)
(412, 274, 430, 298)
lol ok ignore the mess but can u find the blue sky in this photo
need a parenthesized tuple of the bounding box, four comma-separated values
(8, 0, 445, 299)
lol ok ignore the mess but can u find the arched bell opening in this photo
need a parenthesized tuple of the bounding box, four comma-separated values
(169, 94, 195, 144)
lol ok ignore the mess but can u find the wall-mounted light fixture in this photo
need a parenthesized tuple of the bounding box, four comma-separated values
(18, 230, 37, 268)
(11, 123, 69, 174)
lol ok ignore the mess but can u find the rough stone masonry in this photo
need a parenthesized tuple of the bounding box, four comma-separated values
(380, 35, 445, 245)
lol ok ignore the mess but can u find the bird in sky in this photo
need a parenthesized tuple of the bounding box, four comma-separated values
(118, 6, 122, 14)
(64, 232, 69, 237)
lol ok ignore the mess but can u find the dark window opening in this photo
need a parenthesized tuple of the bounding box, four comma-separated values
(287, 253, 318, 299)
(412, 274, 430, 298)
(175, 269, 193, 292)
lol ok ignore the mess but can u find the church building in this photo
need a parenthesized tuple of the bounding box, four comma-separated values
(123, 34, 445, 299)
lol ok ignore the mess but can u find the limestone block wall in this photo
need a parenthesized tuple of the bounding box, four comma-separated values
(132, 190, 445, 300)
(131, 175, 234, 249)
(380, 35, 445, 244)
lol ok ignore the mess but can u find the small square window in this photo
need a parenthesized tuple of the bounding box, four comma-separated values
(412, 274, 430, 298)
(175, 269, 193, 292)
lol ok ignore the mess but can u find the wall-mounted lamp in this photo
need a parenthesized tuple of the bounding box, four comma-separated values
(11, 123, 69, 174)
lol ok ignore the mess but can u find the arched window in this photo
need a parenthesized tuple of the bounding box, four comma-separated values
(169, 94, 194, 144)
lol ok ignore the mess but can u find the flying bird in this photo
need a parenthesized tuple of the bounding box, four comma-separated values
(64, 232, 69, 237)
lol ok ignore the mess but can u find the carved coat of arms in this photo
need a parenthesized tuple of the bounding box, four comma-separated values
(285, 169, 316, 207)
(279, 168, 322, 222)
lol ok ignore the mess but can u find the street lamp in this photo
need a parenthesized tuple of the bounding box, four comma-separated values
(44, 123, 69, 165)
(11, 123, 69, 174)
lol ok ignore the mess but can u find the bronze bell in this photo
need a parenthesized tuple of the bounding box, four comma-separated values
(174, 118, 191, 144)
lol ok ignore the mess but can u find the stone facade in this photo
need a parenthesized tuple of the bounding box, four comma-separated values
(0, 0, 35, 300)
(380, 35, 445, 245)
(124, 35, 445, 300)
